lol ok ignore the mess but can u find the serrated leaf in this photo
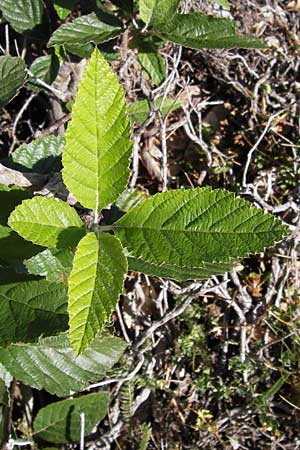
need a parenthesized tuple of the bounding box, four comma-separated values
(69, 232, 127, 354)
(128, 96, 180, 123)
(0, 280, 68, 346)
(9, 136, 65, 174)
(114, 188, 287, 268)
(53, 0, 76, 20)
(128, 256, 233, 281)
(34, 392, 109, 443)
(64, 42, 95, 58)
(137, 40, 166, 86)
(156, 13, 266, 49)
(139, 0, 179, 26)
(48, 12, 122, 47)
(25, 248, 73, 283)
(0, 185, 30, 226)
(8, 197, 85, 249)
(28, 54, 60, 93)
(0, 333, 126, 396)
(0, 0, 44, 33)
(0, 225, 42, 259)
(62, 48, 132, 212)
(0, 56, 26, 108)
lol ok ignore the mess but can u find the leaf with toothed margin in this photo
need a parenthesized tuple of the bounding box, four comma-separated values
(155, 13, 266, 49)
(9, 135, 65, 174)
(0, 332, 126, 396)
(127, 255, 234, 281)
(8, 197, 85, 249)
(48, 12, 122, 47)
(114, 187, 288, 268)
(62, 48, 132, 212)
(0, 0, 44, 33)
(68, 232, 127, 355)
(139, 0, 179, 26)
(0, 280, 68, 346)
(33, 391, 109, 443)
(25, 248, 73, 283)
(27, 54, 60, 93)
(53, 0, 76, 20)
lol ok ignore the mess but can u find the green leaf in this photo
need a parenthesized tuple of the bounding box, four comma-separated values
(139, 0, 179, 26)
(0, 225, 42, 259)
(156, 13, 266, 49)
(0, 280, 68, 346)
(0, 56, 26, 108)
(9, 135, 65, 174)
(48, 12, 122, 47)
(62, 48, 132, 212)
(137, 40, 166, 86)
(115, 188, 148, 212)
(128, 96, 180, 123)
(25, 248, 73, 283)
(128, 256, 234, 281)
(8, 197, 85, 249)
(34, 392, 109, 443)
(64, 42, 95, 58)
(114, 188, 287, 268)
(69, 232, 127, 354)
(53, 0, 76, 20)
(0, 0, 44, 33)
(0, 333, 126, 396)
(28, 54, 60, 93)
(0, 185, 30, 226)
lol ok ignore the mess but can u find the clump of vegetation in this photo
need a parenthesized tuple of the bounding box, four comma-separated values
(0, 0, 298, 448)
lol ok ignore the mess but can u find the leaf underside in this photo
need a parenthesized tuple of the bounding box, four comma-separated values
(0, 333, 126, 396)
(34, 392, 109, 443)
(68, 232, 127, 354)
(25, 248, 73, 283)
(114, 187, 287, 268)
(62, 48, 132, 212)
(8, 196, 85, 249)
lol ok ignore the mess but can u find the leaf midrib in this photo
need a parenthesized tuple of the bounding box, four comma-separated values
(113, 225, 278, 235)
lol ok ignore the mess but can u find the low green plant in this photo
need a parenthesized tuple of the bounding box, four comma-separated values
(6, 49, 287, 355)
(0, 0, 265, 106)
(0, 1, 288, 447)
